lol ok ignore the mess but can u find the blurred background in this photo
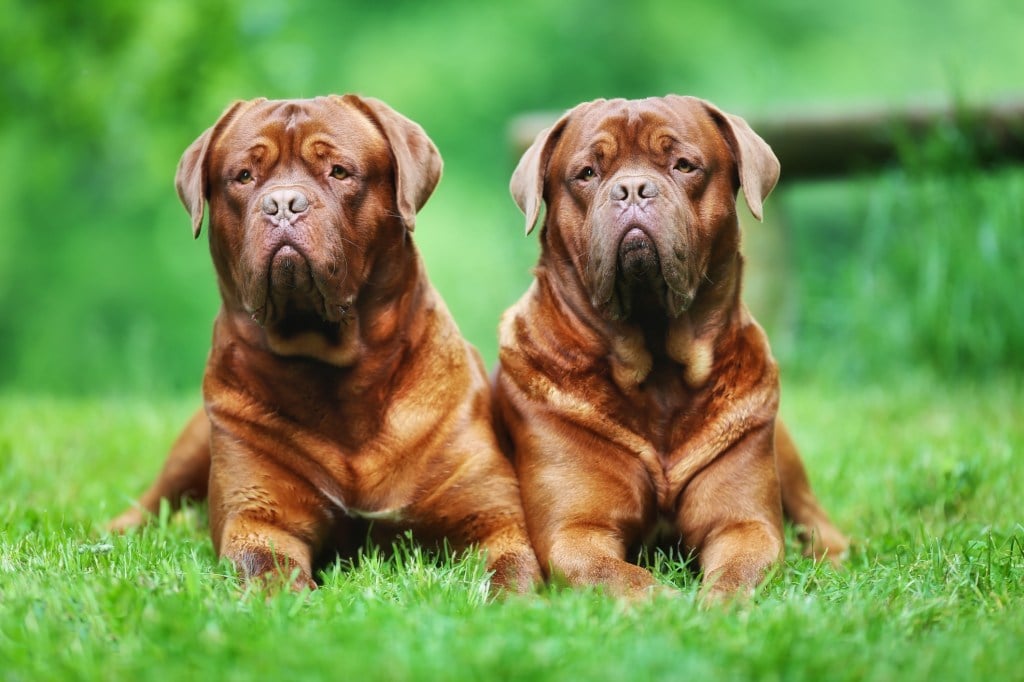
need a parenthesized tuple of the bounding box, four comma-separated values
(1, 0, 1022, 395)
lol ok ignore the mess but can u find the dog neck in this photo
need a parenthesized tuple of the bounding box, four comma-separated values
(663, 251, 745, 386)
(536, 229, 745, 392)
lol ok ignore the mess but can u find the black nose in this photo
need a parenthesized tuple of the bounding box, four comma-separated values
(261, 189, 310, 219)
(611, 177, 659, 203)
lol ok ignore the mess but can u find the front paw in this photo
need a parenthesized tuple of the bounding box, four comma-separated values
(487, 550, 543, 596)
(231, 545, 317, 592)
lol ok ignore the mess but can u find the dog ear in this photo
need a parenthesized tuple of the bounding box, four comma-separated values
(510, 110, 573, 236)
(718, 110, 780, 221)
(675, 97, 780, 221)
(175, 100, 252, 239)
(343, 95, 443, 232)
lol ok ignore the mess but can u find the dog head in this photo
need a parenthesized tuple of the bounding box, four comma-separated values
(511, 96, 778, 321)
(175, 95, 442, 330)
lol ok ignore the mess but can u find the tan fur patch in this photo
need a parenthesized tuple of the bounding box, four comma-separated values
(666, 315, 714, 388)
(609, 326, 653, 390)
(683, 340, 714, 388)
(265, 320, 362, 367)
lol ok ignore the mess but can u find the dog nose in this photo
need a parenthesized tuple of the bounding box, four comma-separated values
(611, 178, 659, 203)
(261, 189, 310, 219)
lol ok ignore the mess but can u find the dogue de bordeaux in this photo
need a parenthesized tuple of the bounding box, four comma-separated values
(494, 95, 848, 599)
(110, 95, 541, 593)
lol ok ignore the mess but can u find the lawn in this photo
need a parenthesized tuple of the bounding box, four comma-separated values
(1, 377, 1020, 681)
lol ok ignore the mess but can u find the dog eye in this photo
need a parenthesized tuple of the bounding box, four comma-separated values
(236, 169, 254, 184)
(576, 166, 597, 181)
(330, 164, 349, 180)
(674, 158, 697, 173)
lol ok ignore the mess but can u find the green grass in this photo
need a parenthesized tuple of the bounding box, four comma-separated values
(1, 378, 1021, 681)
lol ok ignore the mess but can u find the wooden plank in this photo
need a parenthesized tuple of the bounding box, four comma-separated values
(508, 98, 1024, 180)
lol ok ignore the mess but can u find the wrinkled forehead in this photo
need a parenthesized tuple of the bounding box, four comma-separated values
(211, 97, 387, 167)
(554, 97, 727, 166)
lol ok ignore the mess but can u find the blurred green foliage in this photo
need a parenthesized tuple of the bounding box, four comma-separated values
(783, 164, 1024, 380)
(2, 0, 1022, 394)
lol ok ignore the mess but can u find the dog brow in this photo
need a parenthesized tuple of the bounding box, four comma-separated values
(591, 133, 618, 160)
(301, 134, 339, 160)
(651, 129, 678, 151)
(245, 138, 278, 166)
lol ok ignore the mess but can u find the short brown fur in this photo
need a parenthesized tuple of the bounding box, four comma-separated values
(495, 96, 847, 600)
(110, 95, 540, 593)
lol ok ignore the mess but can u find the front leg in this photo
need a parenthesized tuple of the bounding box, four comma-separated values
(208, 428, 333, 591)
(471, 518, 543, 596)
(515, 424, 661, 599)
(544, 523, 662, 599)
(675, 423, 784, 599)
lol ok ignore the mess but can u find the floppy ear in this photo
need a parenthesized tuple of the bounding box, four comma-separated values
(174, 100, 252, 239)
(718, 109, 780, 221)
(342, 95, 443, 232)
(677, 96, 780, 221)
(510, 111, 572, 236)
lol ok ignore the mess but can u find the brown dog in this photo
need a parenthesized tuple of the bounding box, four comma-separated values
(110, 95, 540, 593)
(494, 96, 848, 599)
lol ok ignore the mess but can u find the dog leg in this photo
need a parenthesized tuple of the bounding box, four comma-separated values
(214, 516, 319, 591)
(676, 425, 784, 599)
(207, 435, 333, 592)
(516, 439, 661, 599)
(694, 519, 784, 600)
(545, 526, 663, 599)
(474, 522, 544, 595)
(775, 420, 849, 564)
(108, 406, 211, 531)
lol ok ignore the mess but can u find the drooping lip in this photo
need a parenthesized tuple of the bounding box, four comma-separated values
(617, 226, 661, 285)
(273, 243, 301, 259)
(244, 242, 349, 326)
(619, 226, 654, 254)
(270, 245, 302, 282)
(266, 241, 312, 294)
(589, 222, 697, 319)
(591, 223, 661, 299)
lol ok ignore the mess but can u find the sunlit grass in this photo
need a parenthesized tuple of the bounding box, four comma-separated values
(1, 377, 1021, 680)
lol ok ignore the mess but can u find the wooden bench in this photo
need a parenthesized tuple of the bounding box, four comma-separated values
(509, 98, 1024, 176)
